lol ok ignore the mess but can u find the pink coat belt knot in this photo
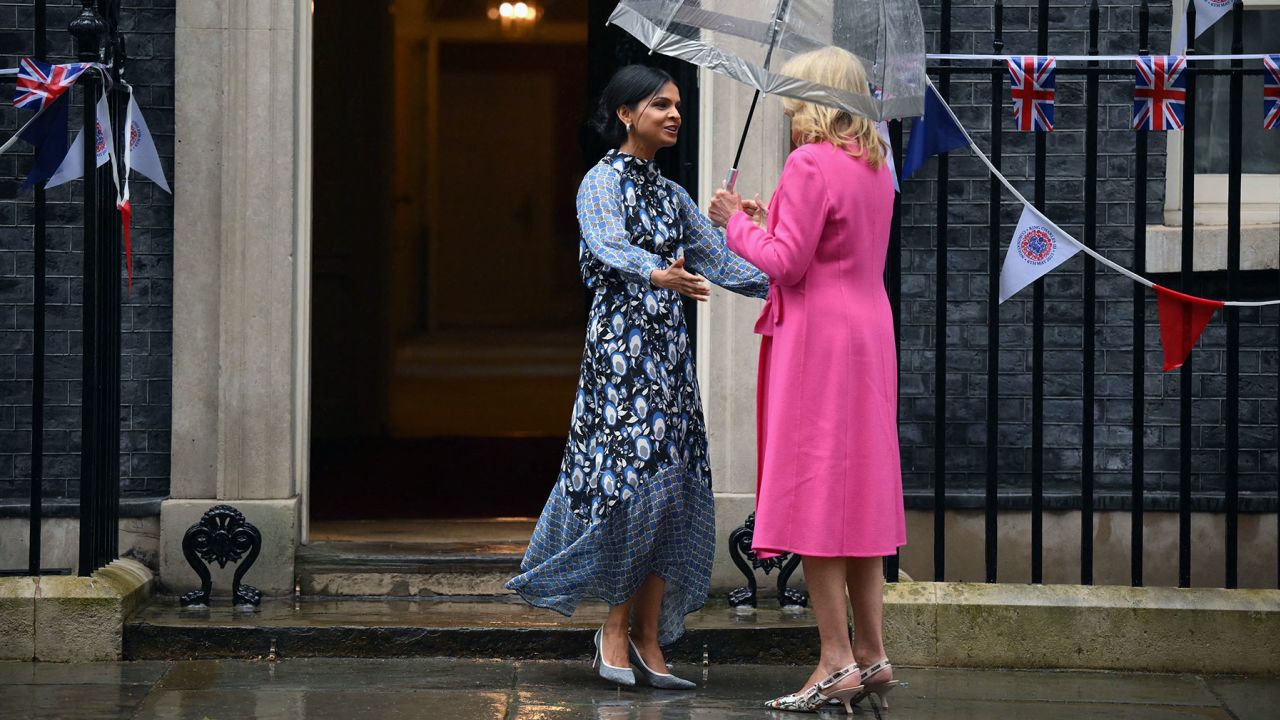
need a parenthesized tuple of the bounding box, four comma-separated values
(754, 286, 782, 336)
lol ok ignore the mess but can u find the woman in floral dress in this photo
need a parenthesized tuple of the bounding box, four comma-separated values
(506, 65, 768, 689)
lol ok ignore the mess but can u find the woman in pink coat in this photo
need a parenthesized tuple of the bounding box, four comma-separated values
(708, 47, 906, 714)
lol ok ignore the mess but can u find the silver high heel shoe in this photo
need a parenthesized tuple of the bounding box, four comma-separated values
(764, 663, 862, 713)
(592, 627, 636, 687)
(627, 638, 696, 690)
(848, 659, 900, 709)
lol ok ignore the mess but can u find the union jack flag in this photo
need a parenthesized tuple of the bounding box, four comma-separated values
(1265, 54, 1280, 131)
(1008, 56, 1056, 132)
(1133, 55, 1187, 131)
(14, 58, 91, 112)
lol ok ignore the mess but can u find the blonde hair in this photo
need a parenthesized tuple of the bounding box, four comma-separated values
(780, 47, 885, 169)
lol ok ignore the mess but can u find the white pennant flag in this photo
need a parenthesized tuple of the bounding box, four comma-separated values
(1173, 0, 1234, 55)
(875, 121, 900, 193)
(125, 94, 170, 193)
(999, 205, 1083, 303)
(45, 93, 113, 189)
(875, 121, 906, 192)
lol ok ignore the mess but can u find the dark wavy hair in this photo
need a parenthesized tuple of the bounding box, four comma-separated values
(589, 65, 675, 147)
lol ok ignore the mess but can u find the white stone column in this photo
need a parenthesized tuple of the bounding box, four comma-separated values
(696, 68, 789, 590)
(161, 0, 310, 596)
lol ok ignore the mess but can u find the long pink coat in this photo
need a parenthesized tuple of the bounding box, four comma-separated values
(725, 141, 906, 558)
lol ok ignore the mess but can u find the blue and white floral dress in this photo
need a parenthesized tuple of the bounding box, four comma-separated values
(507, 151, 768, 644)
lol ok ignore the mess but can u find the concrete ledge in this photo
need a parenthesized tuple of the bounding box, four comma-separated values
(884, 582, 1280, 675)
(0, 516, 161, 575)
(0, 558, 155, 662)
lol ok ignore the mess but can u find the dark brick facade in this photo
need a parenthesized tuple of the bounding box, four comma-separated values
(0, 1, 174, 508)
(901, 1, 1278, 510)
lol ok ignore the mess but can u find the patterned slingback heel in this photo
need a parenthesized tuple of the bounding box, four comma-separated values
(764, 663, 862, 713)
(849, 659, 900, 710)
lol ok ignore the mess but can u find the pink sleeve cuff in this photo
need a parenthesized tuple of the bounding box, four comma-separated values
(725, 211, 755, 255)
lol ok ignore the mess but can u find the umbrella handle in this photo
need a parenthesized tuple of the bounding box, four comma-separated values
(723, 167, 739, 192)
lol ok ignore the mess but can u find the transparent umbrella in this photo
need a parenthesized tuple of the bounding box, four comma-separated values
(608, 0, 927, 188)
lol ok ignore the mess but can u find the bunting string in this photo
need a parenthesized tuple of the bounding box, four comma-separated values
(0, 61, 110, 159)
(921, 77, 1280, 309)
(0, 59, 169, 291)
(927, 53, 1277, 63)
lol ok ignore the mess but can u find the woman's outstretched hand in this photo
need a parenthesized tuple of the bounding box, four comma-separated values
(742, 194, 767, 229)
(650, 256, 711, 302)
(708, 187, 744, 227)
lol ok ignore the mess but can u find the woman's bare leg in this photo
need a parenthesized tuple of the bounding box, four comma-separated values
(628, 573, 667, 670)
(796, 556, 860, 694)
(601, 598, 634, 668)
(846, 556, 892, 683)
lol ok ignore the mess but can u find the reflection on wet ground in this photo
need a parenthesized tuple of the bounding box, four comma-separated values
(1, 657, 1276, 719)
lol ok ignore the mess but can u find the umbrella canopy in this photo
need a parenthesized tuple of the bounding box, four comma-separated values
(608, 0, 927, 122)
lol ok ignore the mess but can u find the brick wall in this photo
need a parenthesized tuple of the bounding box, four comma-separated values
(901, 1, 1279, 510)
(0, 1, 174, 507)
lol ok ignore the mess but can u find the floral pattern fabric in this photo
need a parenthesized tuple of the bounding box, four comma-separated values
(507, 151, 768, 644)
(564, 150, 768, 522)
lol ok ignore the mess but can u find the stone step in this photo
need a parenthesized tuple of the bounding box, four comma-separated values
(295, 541, 526, 598)
(123, 583, 1280, 674)
(123, 596, 819, 664)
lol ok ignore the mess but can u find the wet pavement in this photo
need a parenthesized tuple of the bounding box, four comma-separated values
(2, 658, 1277, 719)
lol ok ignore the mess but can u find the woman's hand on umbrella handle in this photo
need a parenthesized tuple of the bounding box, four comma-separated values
(742, 194, 767, 229)
(708, 187, 744, 227)
(651, 256, 711, 302)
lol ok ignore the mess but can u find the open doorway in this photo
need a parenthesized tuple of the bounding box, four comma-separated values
(308, 0, 698, 524)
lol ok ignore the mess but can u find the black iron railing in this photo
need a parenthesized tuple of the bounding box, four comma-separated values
(26, 0, 47, 578)
(886, 0, 1279, 589)
(15, 0, 122, 577)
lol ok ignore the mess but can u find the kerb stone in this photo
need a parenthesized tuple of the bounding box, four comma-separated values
(31, 558, 154, 662)
(0, 576, 36, 660)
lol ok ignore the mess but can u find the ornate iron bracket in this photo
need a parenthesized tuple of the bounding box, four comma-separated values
(727, 512, 808, 610)
(180, 505, 263, 607)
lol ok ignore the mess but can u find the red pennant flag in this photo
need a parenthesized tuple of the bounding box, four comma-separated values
(118, 199, 133, 292)
(1154, 284, 1223, 372)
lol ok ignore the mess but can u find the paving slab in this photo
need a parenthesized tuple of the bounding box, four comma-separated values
(151, 657, 514, 692)
(0, 661, 169, 687)
(1204, 675, 1280, 720)
(509, 702, 782, 719)
(896, 667, 1219, 706)
(516, 660, 806, 708)
(0, 684, 153, 720)
(869, 698, 1233, 719)
(130, 688, 511, 720)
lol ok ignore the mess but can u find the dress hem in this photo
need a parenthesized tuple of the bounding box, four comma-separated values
(753, 540, 907, 560)
(508, 587, 706, 646)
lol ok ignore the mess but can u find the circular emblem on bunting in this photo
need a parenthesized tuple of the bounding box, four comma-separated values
(1017, 225, 1056, 265)
(1205, 0, 1232, 7)
(129, 121, 140, 151)
(94, 122, 106, 155)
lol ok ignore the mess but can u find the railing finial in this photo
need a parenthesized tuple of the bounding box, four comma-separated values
(68, 0, 107, 63)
